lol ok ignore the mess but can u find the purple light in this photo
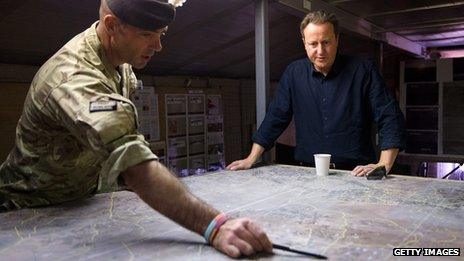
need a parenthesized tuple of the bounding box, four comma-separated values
(436, 163, 457, 179)
(439, 49, 464, 58)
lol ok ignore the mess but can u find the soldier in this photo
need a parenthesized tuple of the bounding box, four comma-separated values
(0, 0, 273, 257)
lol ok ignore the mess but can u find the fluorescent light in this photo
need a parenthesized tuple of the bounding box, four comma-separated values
(439, 49, 464, 58)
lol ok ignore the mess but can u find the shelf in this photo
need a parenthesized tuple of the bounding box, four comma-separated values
(399, 153, 464, 161)
(403, 81, 438, 84)
(405, 105, 439, 109)
(400, 58, 463, 158)
(406, 129, 438, 132)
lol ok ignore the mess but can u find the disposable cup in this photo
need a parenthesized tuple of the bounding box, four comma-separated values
(314, 154, 331, 176)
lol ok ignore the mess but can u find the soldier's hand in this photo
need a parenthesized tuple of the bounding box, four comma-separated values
(226, 159, 253, 171)
(212, 217, 273, 257)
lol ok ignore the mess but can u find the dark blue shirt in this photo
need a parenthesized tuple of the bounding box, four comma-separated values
(253, 55, 406, 166)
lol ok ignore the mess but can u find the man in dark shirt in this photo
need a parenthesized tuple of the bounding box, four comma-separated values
(227, 10, 405, 176)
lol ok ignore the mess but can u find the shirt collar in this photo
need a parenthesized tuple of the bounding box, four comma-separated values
(310, 54, 343, 78)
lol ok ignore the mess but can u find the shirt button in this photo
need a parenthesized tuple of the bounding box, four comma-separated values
(325, 135, 329, 138)
(324, 117, 328, 121)
(322, 98, 326, 102)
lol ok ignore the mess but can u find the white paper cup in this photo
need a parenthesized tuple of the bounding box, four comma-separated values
(314, 154, 331, 176)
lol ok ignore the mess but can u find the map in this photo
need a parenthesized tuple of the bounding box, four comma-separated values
(1, 165, 463, 260)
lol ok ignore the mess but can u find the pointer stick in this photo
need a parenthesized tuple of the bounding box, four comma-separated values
(273, 244, 327, 259)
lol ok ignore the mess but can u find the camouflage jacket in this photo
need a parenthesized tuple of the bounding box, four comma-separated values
(0, 22, 157, 210)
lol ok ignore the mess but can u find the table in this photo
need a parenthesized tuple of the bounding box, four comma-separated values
(1, 165, 463, 260)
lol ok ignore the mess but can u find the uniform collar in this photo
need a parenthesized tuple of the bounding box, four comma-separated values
(85, 22, 121, 91)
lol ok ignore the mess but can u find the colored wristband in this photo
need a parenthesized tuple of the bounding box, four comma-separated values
(204, 213, 228, 244)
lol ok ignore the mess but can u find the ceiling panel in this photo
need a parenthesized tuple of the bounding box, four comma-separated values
(0, 0, 462, 80)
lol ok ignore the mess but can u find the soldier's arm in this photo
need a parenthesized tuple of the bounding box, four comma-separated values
(121, 160, 273, 257)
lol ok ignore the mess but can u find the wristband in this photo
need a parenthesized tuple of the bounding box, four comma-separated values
(203, 213, 228, 244)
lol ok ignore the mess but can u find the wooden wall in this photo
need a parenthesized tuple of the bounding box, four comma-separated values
(0, 82, 29, 161)
(0, 65, 257, 166)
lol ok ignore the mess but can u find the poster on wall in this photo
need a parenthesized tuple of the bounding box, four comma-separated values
(188, 95, 205, 114)
(151, 93, 159, 116)
(139, 118, 159, 141)
(133, 88, 159, 117)
(167, 115, 187, 137)
(166, 94, 186, 115)
(164, 94, 223, 176)
(188, 115, 205, 135)
(207, 115, 223, 132)
(207, 95, 222, 115)
(165, 94, 187, 176)
(206, 95, 225, 172)
(189, 154, 206, 175)
(189, 134, 205, 155)
(168, 137, 187, 158)
(132, 88, 160, 141)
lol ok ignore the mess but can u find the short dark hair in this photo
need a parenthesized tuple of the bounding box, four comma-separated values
(300, 10, 339, 38)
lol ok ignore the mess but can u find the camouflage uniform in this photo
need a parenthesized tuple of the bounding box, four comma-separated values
(0, 22, 157, 211)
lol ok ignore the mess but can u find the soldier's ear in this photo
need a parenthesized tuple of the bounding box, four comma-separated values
(103, 15, 119, 36)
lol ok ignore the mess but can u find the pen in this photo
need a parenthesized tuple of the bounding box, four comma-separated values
(273, 244, 327, 259)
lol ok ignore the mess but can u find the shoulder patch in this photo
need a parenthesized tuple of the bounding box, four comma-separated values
(89, 100, 117, 112)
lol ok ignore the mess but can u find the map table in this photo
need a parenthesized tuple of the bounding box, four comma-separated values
(1, 165, 463, 260)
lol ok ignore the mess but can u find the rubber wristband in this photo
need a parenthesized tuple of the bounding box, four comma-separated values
(209, 214, 229, 243)
(204, 219, 217, 242)
(204, 213, 227, 244)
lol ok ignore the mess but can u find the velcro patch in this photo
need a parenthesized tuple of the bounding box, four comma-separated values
(89, 100, 117, 112)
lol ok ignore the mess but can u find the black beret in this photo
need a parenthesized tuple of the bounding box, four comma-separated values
(107, 0, 176, 31)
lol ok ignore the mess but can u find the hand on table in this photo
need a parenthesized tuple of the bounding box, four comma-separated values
(351, 163, 390, 177)
(226, 158, 254, 171)
(212, 217, 273, 258)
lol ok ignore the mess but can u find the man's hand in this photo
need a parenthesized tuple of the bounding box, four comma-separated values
(352, 148, 399, 176)
(351, 163, 391, 177)
(351, 164, 379, 177)
(227, 143, 265, 171)
(226, 158, 254, 171)
(212, 217, 273, 258)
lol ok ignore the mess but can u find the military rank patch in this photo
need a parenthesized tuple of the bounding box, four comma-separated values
(89, 100, 117, 112)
